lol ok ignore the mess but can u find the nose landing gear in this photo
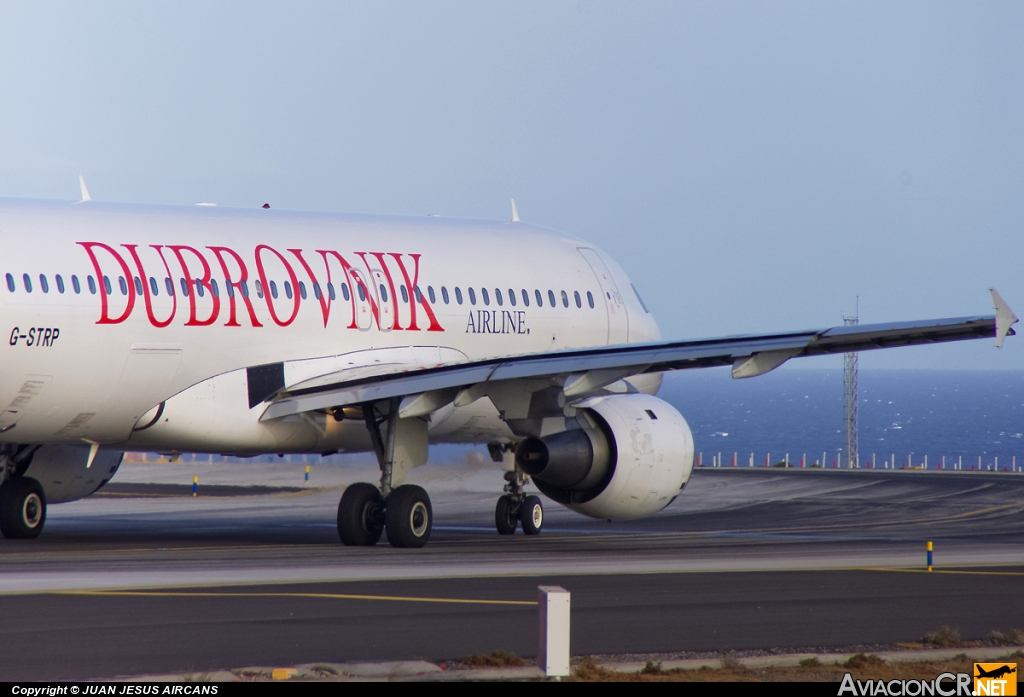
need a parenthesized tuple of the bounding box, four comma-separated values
(0, 476, 47, 539)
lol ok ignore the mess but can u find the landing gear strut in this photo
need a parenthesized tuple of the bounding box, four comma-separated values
(336, 399, 432, 548)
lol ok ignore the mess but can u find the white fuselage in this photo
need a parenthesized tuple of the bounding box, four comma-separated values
(0, 199, 660, 455)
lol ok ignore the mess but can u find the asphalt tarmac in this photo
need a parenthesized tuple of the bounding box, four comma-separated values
(1, 464, 1022, 680)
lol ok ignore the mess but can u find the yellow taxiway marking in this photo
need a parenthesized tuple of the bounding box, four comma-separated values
(855, 567, 1024, 577)
(54, 589, 537, 606)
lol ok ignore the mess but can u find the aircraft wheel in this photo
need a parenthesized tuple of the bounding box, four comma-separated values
(0, 477, 47, 539)
(337, 482, 384, 546)
(385, 485, 432, 548)
(520, 495, 543, 536)
(495, 495, 518, 535)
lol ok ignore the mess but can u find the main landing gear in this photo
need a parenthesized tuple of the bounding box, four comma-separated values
(495, 469, 544, 536)
(336, 399, 433, 548)
(0, 476, 46, 539)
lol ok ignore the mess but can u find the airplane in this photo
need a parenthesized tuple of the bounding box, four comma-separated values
(976, 665, 1017, 680)
(0, 183, 1016, 547)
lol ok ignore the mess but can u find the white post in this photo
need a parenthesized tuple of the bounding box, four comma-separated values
(995, 456, 998, 470)
(942, 455, 945, 470)
(785, 453, 789, 467)
(959, 455, 962, 471)
(538, 586, 571, 678)
(924, 455, 928, 470)
(822, 451, 826, 469)
(749, 453, 753, 467)
(872, 453, 876, 469)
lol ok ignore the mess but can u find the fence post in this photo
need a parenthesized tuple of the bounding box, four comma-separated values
(538, 586, 571, 678)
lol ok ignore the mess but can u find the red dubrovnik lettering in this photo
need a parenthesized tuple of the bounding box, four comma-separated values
(78, 242, 136, 325)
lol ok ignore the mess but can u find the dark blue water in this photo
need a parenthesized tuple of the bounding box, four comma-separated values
(659, 368, 1024, 470)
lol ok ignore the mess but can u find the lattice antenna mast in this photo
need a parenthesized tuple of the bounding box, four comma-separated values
(843, 298, 859, 469)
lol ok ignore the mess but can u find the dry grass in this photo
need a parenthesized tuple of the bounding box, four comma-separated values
(568, 650, 1024, 682)
(462, 650, 526, 667)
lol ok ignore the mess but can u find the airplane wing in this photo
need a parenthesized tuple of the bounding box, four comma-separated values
(260, 289, 1017, 421)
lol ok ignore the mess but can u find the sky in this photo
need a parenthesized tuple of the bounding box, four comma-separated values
(1, 1, 1022, 370)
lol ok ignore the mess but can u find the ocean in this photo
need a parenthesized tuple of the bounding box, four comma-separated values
(660, 368, 1024, 470)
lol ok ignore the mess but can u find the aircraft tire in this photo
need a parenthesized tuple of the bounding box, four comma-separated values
(337, 482, 384, 546)
(495, 495, 518, 535)
(385, 485, 432, 548)
(520, 495, 543, 535)
(0, 476, 46, 539)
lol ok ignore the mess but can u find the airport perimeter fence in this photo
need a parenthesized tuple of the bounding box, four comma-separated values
(696, 451, 1023, 473)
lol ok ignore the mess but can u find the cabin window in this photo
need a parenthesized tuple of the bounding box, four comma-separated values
(357, 283, 366, 302)
(340, 283, 349, 301)
(521, 289, 529, 307)
(400, 285, 409, 303)
(379, 284, 388, 302)
(415, 286, 423, 303)
(240, 280, 249, 298)
(210, 279, 219, 298)
(134, 277, 144, 296)
(468, 288, 476, 305)
(195, 279, 205, 298)
(116, 277, 127, 295)
(313, 282, 321, 300)
(481, 288, 490, 305)
(103, 276, 112, 295)
(299, 281, 307, 300)
(269, 281, 278, 299)
(56, 275, 65, 294)
(547, 290, 555, 307)
(5, 274, 14, 292)
(327, 283, 335, 301)
(535, 290, 543, 306)
(165, 278, 175, 296)
(179, 278, 189, 297)
(88, 276, 97, 294)
(428, 286, 436, 304)
(23, 274, 33, 293)
(455, 287, 463, 304)
(38, 275, 49, 293)
(442, 287, 449, 304)
(284, 281, 292, 300)
(225, 280, 234, 298)
(72, 275, 81, 294)
(574, 291, 582, 308)
(494, 289, 503, 306)
(508, 289, 516, 306)
(561, 290, 569, 307)
(255, 280, 264, 299)
(149, 277, 159, 296)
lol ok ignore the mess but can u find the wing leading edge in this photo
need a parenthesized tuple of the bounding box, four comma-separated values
(260, 291, 1016, 422)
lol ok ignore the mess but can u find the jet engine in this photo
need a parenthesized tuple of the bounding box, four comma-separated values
(515, 393, 693, 520)
(21, 444, 124, 503)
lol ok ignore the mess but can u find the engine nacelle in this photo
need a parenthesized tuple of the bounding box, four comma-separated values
(516, 393, 693, 520)
(21, 445, 124, 504)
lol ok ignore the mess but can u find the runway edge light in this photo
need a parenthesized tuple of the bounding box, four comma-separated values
(927, 541, 933, 572)
(538, 586, 570, 678)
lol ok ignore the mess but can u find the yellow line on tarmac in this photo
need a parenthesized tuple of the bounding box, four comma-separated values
(856, 567, 1024, 577)
(54, 589, 537, 606)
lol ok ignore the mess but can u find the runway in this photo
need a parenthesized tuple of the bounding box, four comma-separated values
(1, 463, 1023, 680)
